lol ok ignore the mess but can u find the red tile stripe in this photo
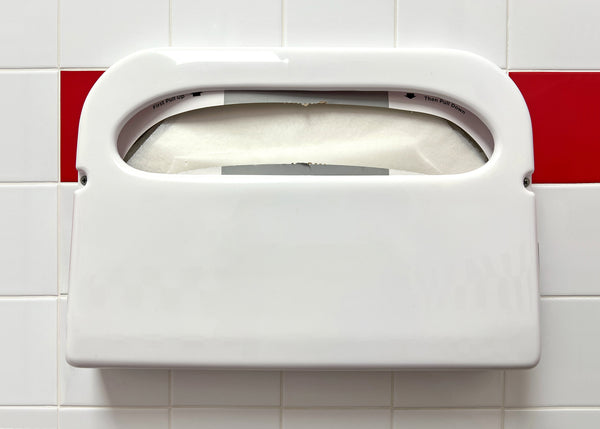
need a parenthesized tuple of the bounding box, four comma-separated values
(60, 71, 104, 182)
(59, 71, 600, 183)
(510, 72, 600, 184)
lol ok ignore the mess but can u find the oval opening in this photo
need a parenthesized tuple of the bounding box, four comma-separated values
(121, 91, 492, 176)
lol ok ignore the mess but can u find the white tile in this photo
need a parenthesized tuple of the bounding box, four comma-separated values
(393, 409, 501, 429)
(283, 409, 390, 429)
(59, 408, 168, 429)
(172, 408, 279, 429)
(393, 371, 502, 407)
(0, 0, 57, 67)
(172, 0, 281, 47)
(60, 0, 169, 67)
(0, 298, 57, 405)
(285, 0, 395, 47)
(0, 407, 57, 429)
(397, 0, 507, 67)
(59, 184, 78, 294)
(283, 371, 390, 407)
(58, 298, 169, 406)
(505, 298, 600, 406)
(0, 72, 58, 182)
(172, 370, 280, 406)
(509, 0, 600, 69)
(0, 185, 57, 295)
(533, 185, 600, 295)
(505, 409, 600, 429)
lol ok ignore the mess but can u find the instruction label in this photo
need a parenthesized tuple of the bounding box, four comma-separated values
(424, 95, 466, 115)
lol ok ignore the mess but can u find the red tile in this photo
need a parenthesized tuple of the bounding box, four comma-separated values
(60, 71, 104, 182)
(510, 72, 600, 183)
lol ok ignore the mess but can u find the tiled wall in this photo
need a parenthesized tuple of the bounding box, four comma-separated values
(1, 0, 599, 428)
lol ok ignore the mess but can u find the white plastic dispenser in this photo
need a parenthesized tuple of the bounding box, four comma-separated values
(66, 48, 540, 369)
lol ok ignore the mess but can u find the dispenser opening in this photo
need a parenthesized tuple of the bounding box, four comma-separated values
(119, 91, 493, 176)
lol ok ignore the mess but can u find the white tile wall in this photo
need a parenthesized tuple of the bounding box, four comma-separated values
(60, 0, 169, 67)
(172, 408, 280, 429)
(0, 407, 57, 429)
(283, 371, 391, 407)
(58, 184, 78, 294)
(59, 408, 168, 429)
(285, 0, 395, 47)
(0, 185, 57, 295)
(0, 72, 57, 182)
(283, 409, 390, 429)
(505, 409, 600, 429)
(505, 298, 600, 406)
(397, 0, 507, 67)
(172, 370, 280, 406)
(393, 409, 501, 429)
(0, 0, 57, 67)
(533, 185, 600, 295)
(172, 0, 282, 47)
(0, 298, 57, 405)
(2, 1, 600, 428)
(509, 0, 600, 69)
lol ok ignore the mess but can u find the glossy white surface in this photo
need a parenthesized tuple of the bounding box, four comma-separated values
(397, 0, 507, 67)
(393, 409, 501, 429)
(67, 48, 539, 369)
(0, 298, 56, 405)
(59, 184, 78, 294)
(172, 370, 280, 406)
(60, 0, 169, 67)
(393, 371, 503, 407)
(172, 408, 280, 429)
(0, 72, 57, 182)
(505, 409, 600, 429)
(0, 185, 57, 295)
(59, 408, 168, 429)
(285, 0, 394, 47)
(172, 0, 281, 47)
(283, 409, 390, 429)
(283, 372, 391, 406)
(0, 407, 57, 429)
(59, 299, 169, 406)
(0, 0, 57, 67)
(508, 0, 600, 69)
(533, 184, 600, 295)
(505, 298, 600, 406)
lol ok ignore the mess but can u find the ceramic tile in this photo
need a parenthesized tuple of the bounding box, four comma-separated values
(0, 185, 57, 295)
(0, 0, 57, 67)
(509, 0, 600, 69)
(393, 409, 501, 429)
(172, 370, 280, 406)
(393, 371, 502, 407)
(59, 408, 168, 429)
(533, 185, 600, 295)
(285, 0, 394, 47)
(283, 371, 390, 407)
(505, 409, 600, 429)
(397, 0, 506, 67)
(505, 298, 600, 406)
(0, 407, 57, 429)
(283, 409, 390, 429)
(0, 72, 57, 182)
(59, 298, 169, 406)
(172, 0, 281, 47)
(60, 0, 169, 67)
(172, 408, 280, 429)
(0, 298, 57, 405)
(59, 184, 78, 294)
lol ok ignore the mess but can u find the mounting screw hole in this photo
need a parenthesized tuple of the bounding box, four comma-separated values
(523, 177, 530, 187)
(80, 175, 87, 186)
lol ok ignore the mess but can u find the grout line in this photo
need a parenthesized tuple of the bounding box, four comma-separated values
(0, 68, 59, 72)
(505, 0, 509, 70)
(169, 0, 173, 46)
(57, 67, 109, 71)
(0, 295, 59, 299)
(394, 0, 398, 48)
(281, 0, 286, 47)
(56, 294, 61, 425)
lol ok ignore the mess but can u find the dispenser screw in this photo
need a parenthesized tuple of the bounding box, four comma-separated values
(523, 177, 530, 187)
(80, 175, 87, 186)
